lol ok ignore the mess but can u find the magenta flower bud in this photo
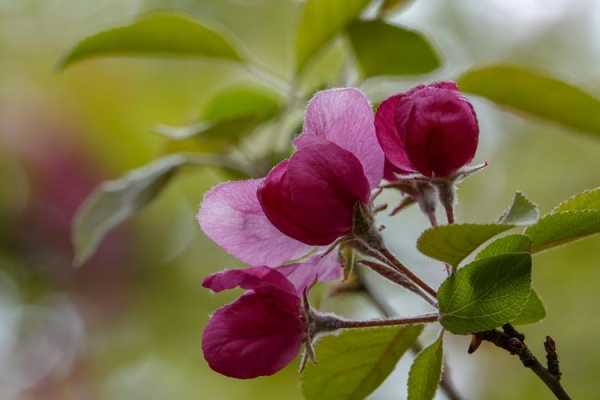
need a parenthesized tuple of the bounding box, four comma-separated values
(201, 254, 340, 379)
(375, 81, 479, 178)
(258, 142, 370, 246)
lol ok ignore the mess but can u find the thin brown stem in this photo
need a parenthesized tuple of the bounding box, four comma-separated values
(376, 247, 439, 299)
(358, 271, 463, 400)
(477, 326, 572, 400)
(333, 313, 439, 329)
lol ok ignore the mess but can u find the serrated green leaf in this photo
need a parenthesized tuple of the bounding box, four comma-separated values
(60, 12, 242, 69)
(438, 253, 532, 334)
(512, 290, 546, 325)
(156, 84, 283, 148)
(458, 64, 600, 137)
(552, 187, 600, 213)
(525, 210, 600, 253)
(417, 224, 513, 267)
(407, 333, 443, 400)
(498, 191, 539, 226)
(295, 0, 370, 73)
(302, 325, 423, 400)
(475, 234, 532, 260)
(72, 154, 239, 266)
(347, 20, 440, 78)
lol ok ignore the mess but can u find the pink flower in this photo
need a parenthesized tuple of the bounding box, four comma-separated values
(201, 254, 339, 379)
(257, 88, 384, 245)
(198, 87, 384, 252)
(375, 81, 479, 178)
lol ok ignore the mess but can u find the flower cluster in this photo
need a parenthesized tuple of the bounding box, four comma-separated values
(198, 83, 479, 379)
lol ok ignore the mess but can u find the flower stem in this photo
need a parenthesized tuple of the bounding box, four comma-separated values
(330, 313, 439, 329)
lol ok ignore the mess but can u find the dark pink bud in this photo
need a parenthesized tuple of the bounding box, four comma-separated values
(201, 257, 340, 379)
(375, 81, 479, 178)
(257, 142, 370, 246)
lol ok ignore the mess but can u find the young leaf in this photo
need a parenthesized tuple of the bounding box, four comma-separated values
(458, 64, 600, 137)
(295, 0, 371, 73)
(438, 253, 532, 334)
(407, 333, 443, 400)
(552, 187, 600, 213)
(417, 224, 513, 267)
(512, 290, 546, 326)
(525, 210, 600, 253)
(498, 191, 539, 226)
(475, 234, 532, 260)
(156, 84, 283, 147)
(347, 20, 440, 78)
(72, 154, 240, 266)
(59, 12, 242, 69)
(474, 235, 544, 325)
(302, 325, 423, 400)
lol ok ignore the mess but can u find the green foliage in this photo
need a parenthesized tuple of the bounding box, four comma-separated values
(498, 191, 540, 226)
(302, 325, 423, 400)
(295, 0, 371, 73)
(525, 210, 600, 253)
(418, 192, 538, 266)
(512, 290, 546, 325)
(474, 235, 544, 325)
(552, 187, 600, 213)
(407, 334, 443, 400)
(438, 253, 532, 334)
(417, 224, 513, 267)
(458, 64, 600, 137)
(156, 84, 283, 149)
(475, 234, 532, 259)
(72, 154, 240, 266)
(59, 12, 243, 69)
(347, 20, 440, 78)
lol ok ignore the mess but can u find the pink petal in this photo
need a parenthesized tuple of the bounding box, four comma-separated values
(296, 88, 384, 189)
(258, 143, 370, 246)
(375, 94, 417, 174)
(277, 251, 342, 294)
(202, 266, 298, 297)
(198, 179, 311, 266)
(202, 291, 304, 379)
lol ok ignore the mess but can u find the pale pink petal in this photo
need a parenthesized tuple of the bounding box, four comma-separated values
(296, 88, 384, 188)
(277, 251, 342, 294)
(198, 179, 310, 266)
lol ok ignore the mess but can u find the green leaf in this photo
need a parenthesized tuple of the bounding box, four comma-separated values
(475, 234, 532, 260)
(552, 187, 600, 213)
(60, 12, 242, 69)
(438, 253, 532, 334)
(72, 154, 239, 266)
(302, 325, 423, 400)
(458, 64, 600, 137)
(498, 192, 539, 226)
(525, 210, 600, 253)
(295, 0, 370, 73)
(407, 334, 443, 400)
(347, 20, 440, 78)
(156, 84, 283, 147)
(417, 224, 513, 267)
(473, 235, 544, 326)
(512, 290, 546, 325)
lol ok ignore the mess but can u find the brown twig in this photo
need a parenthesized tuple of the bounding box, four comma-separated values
(474, 324, 571, 400)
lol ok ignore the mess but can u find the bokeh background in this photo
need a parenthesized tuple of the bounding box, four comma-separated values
(1, 0, 599, 399)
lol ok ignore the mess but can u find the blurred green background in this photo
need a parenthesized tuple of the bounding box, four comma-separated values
(0, 0, 599, 399)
